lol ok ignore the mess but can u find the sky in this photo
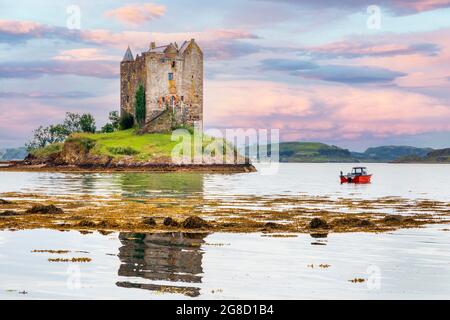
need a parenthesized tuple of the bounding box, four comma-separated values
(1, 0, 450, 151)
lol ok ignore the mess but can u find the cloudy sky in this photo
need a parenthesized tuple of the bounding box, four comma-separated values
(1, 0, 450, 150)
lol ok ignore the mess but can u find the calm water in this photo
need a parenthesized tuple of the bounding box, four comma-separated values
(0, 163, 449, 299)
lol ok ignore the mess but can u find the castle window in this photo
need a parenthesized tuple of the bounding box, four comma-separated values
(168, 73, 173, 80)
(172, 61, 176, 68)
(181, 96, 184, 101)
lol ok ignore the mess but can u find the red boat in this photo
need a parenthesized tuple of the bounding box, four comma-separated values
(340, 167, 372, 184)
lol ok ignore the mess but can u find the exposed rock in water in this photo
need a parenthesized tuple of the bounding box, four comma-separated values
(309, 218, 329, 229)
(332, 217, 374, 228)
(310, 233, 328, 238)
(142, 217, 156, 226)
(0, 210, 19, 217)
(383, 215, 404, 224)
(0, 199, 12, 205)
(77, 220, 97, 228)
(96, 220, 119, 229)
(263, 222, 282, 230)
(181, 216, 210, 229)
(26, 204, 64, 214)
(163, 217, 180, 227)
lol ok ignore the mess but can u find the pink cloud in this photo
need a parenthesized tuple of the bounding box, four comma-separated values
(393, 0, 450, 12)
(52, 48, 120, 61)
(105, 3, 166, 26)
(205, 80, 450, 141)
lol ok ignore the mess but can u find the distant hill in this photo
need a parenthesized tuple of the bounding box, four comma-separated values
(352, 146, 432, 162)
(394, 148, 450, 163)
(245, 142, 443, 163)
(246, 142, 355, 163)
(0, 147, 28, 161)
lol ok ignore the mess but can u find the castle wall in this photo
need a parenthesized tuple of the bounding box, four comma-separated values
(180, 43, 203, 127)
(120, 40, 203, 131)
(120, 55, 146, 117)
(145, 52, 184, 122)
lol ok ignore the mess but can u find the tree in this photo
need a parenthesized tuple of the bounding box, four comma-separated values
(119, 111, 134, 130)
(26, 124, 69, 151)
(135, 84, 146, 127)
(79, 113, 96, 133)
(26, 112, 98, 151)
(108, 111, 120, 131)
(63, 112, 82, 133)
(101, 123, 115, 133)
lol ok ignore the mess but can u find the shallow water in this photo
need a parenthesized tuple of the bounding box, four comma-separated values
(1, 163, 450, 201)
(0, 227, 449, 299)
(0, 163, 449, 299)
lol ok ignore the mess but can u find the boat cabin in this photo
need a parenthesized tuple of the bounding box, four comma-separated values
(352, 167, 368, 176)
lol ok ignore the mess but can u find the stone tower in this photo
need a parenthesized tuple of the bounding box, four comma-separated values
(120, 39, 203, 132)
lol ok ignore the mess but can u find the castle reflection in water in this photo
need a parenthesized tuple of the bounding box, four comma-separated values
(116, 232, 208, 297)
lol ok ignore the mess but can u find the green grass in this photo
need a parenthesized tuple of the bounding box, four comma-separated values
(30, 143, 63, 158)
(71, 129, 179, 161)
(29, 128, 241, 163)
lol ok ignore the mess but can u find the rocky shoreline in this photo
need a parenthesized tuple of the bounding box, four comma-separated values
(0, 161, 256, 173)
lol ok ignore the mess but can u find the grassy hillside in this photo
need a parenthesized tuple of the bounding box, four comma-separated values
(73, 129, 180, 161)
(354, 146, 432, 162)
(30, 129, 239, 164)
(394, 148, 450, 163)
(263, 142, 355, 163)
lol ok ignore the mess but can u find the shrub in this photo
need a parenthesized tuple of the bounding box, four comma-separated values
(66, 137, 96, 151)
(101, 123, 115, 133)
(107, 147, 139, 155)
(119, 112, 134, 130)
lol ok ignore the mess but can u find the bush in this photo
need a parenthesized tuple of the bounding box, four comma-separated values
(119, 112, 134, 130)
(101, 123, 115, 133)
(107, 147, 139, 155)
(66, 137, 96, 151)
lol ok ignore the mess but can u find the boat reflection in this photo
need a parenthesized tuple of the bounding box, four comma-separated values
(116, 232, 208, 297)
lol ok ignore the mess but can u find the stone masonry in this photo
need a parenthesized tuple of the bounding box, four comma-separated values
(120, 39, 203, 132)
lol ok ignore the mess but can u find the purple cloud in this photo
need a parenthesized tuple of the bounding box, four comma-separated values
(0, 60, 118, 79)
(296, 65, 406, 84)
(0, 91, 95, 99)
(297, 42, 441, 60)
(260, 58, 406, 84)
(258, 0, 450, 15)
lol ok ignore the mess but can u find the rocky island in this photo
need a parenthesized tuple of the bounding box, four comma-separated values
(1, 39, 255, 173)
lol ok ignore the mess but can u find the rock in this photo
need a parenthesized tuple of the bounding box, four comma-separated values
(96, 220, 119, 229)
(181, 216, 210, 229)
(332, 217, 374, 228)
(142, 217, 156, 226)
(309, 218, 329, 229)
(26, 204, 64, 215)
(0, 199, 12, 205)
(77, 220, 97, 228)
(0, 210, 19, 217)
(163, 217, 179, 227)
(263, 222, 281, 229)
(383, 215, 404, 224)
(310, 233, 328, 238)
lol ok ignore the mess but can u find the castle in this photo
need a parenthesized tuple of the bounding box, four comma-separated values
(120, 39, 203, 133)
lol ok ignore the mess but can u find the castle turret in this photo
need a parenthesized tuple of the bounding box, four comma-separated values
(122, 46, 134, 62)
